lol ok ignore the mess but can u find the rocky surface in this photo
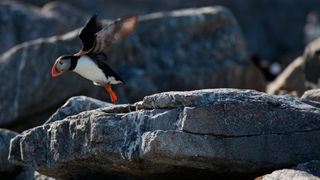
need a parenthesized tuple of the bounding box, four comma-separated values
(259, 160, 320, 180)
(0, 129, 18, 174)
(304, 37, 320, 84)
(267, 36, 320, 96)
(0, 128, 53, 180)
(9, 89, 320, 179)
(302, 89, 320, 102)
(109, 6, 265, 102)
(0, 6, 264, 130)
(0, 1, 80, 55)
(267, 57, 306, 96)
(45, 96, 111, 125)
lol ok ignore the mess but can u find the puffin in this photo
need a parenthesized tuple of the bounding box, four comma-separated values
(51, 14, 138, 103)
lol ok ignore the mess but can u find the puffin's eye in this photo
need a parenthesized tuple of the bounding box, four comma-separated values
(59, 61, 63, 65)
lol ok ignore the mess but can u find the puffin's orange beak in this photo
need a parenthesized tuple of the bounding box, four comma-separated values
(51, 61, 62, 77)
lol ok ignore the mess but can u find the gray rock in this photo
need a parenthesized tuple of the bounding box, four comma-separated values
(302, 89, 320, 102)
(268, 36, 320, 96)
(267, 57, 306, 96)
(304, 37, 320, 84)
(260, 160, 320, 180)
(34, 171, 56, 180)
(294, 160, 320, 177)
(111, 6, 265, 102)
(0, 128, 52, 180)
(0, 129, 18, 173)
(260, 169, 319, 180)
(45, 96, 111, 124)
(0, 1, 78, 55)
(0, 6, 264, 130)
(8, 89, 320, 178)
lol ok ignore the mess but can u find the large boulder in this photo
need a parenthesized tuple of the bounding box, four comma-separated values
(0, 6, 264, 130)
(0, 1, 81, 55)
(8, 89, 320, 179)
(111, 6, 265, 102)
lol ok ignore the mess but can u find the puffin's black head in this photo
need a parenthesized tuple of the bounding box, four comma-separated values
(51, 55, 77, 77)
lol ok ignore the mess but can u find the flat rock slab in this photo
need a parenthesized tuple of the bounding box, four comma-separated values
(9, 89, 320, 178)
(9, 88, 320, 179)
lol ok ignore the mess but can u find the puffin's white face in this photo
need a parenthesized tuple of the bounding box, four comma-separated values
(51, 56, 72, 77)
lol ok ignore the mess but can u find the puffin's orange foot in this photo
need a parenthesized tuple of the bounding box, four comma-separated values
(104, 84, 118, 103)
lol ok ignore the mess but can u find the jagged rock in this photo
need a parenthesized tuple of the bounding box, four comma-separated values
(304, 37, 320, 84)
(8, 89, 320, 179)
(0, 128, 51, 179)
(0, 1, 79, 55)
(267, 57, 306, 96)
(45, 96, 111, 125)
(0, 129, 18, 174)
(0, 6, 264, 130)
(259, 169, 319, 180)
(295, 160, 320, 177)
(34, 171, 56, 180)
(259, 160, 320, 180)
(301, 89, 320, 102)
(268, 36, 320, 96)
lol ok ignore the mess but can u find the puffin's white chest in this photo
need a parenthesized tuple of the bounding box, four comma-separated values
(73, 55, 107, 84)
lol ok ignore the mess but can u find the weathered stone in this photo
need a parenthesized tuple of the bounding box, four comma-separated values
(260, 169, 319, 180)
(45, 96, 110, 125)
(267, 57, 306, 96)
(301, 89, 320, 102)
(112, 6, 265, 102)
(0, 129, 53, 179)
(304, 37, 320, 84)
(0, 129, 18, 173)
(0, 6, 264, 130)
(8, 89, 320, 178)
(267, 36, 320, 96)
(295, 160, 320, 177)
(0, 1, 78, 55)
(259, 160, 320, 180)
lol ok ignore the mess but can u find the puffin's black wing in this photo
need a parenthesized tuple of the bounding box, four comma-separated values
(78, 15, 102, 53)
(92, 14, 138, 54)
(89, 53, 124, 84)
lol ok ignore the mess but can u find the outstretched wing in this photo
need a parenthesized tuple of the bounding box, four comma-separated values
(92, 14, 138, 54)
(77, 15, 102, 54)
